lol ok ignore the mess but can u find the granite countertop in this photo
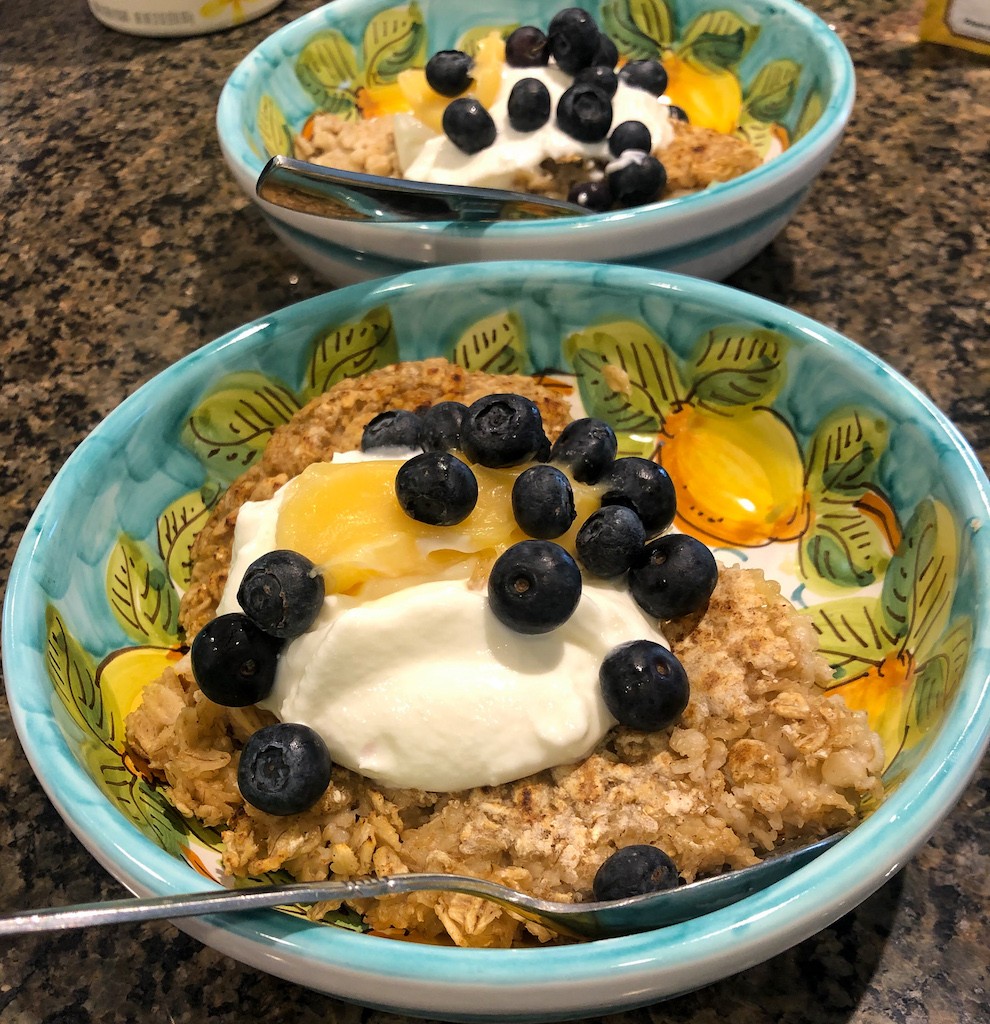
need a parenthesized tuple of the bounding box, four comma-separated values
(1, 0, 987, 1020)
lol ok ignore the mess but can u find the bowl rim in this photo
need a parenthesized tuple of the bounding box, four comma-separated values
(5, 262, 989, 1016)
(216, 0, 856, 242)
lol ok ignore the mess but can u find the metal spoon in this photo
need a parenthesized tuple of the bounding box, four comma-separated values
(256, 155, 587, 224)
(0, 830, 847, 940)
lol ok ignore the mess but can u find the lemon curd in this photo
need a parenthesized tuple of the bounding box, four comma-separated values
(274, 456, 602, 595)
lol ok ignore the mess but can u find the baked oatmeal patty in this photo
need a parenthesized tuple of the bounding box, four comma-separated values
(294, 113, 761, 201)
(127, 359, 883, 948)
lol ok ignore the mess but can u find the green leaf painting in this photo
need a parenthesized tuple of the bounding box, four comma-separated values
(295, 31, 362, 118)
(793, 87, 825, 143)
(107, 536, 180, 646)
(743, 59, 801, 124)
(685, 326, 787, 409)
(907, 618, 971, 735)
(449, 310, 528, 375)
(805, 498, 967, 768)
(805, 409, 889, 498)
(600, 0, 672, 58)
(182, 372, 301, 480)
(564, 319, 684, 425)
(679, 10, 759, 69)
(157, 483, 222, 593)
(799, 409, 893, 589)
(807, 595, 898, 683)
(882, 498, 956, 660)
(733, 114, 777, 158)
(85, 748, 188, 858)
(802, 502, 893, 589)
(46, 604, 107, 742)
(363, 2, 426, 88)
(256, 95, 293, 158)
(302, 305, 399, 403)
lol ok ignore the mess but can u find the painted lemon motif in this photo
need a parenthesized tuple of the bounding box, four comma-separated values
(98, 646, 184, 727)
(829, 652, 915, 768)
(657, 405, 810, 547)
(662, 52, 742, 134)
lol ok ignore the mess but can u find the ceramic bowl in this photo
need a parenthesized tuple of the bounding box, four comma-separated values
(5, 262, 989, 1021)
(216, 0, 855, 285)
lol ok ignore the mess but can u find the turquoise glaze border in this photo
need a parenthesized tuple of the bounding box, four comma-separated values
(5, 263, 989, 1018)
(216, 0, 855, 241)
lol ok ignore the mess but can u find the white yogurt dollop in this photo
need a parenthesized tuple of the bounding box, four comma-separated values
(219, 454, 668, 792)
(397, 64, 676, 191)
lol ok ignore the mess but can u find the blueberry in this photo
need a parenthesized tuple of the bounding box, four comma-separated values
(237, 550, 325, 639)
(549, 416, 618, 483)
(609, 119, 652, 157)
(568, 179, 613, 212)
(592, 844, 680, 901)
(237, 722, 332, 816)
(361, 409, 423, 451)
(460, 393, 548, 468)
(548, 7, 601, 74)
(507, 77, 552, 132)
(425, 49, 474, 97)
(629, 533, 719, 619)
(599, 639, 689, 730)
(556, 83, 613, 143)
(420, 400, 467, 452)
(442, 97, 497, 154)
(190, 613, 283, 707)
(600, 457, 676, 534)
(575, 505, 646, 577)
(666, 103, 689, 123)
(488, 540, 582, 634)
(533, 431, 553, 462)
(592, 33, 619, 69)
(618, 59, 668, 96)
(607, 152, 666, 206)
(505, 25, 550, 67)
(395, 451, 478, 526)
(511, 465, 576, 539)
(574, 65, 617, 97)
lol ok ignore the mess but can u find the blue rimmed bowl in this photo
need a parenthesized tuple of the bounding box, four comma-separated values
(217, 0, 855, 285)
(5, 262, 989, 1020)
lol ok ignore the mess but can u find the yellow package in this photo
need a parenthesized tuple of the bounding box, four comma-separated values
(920, 0, 990, 54)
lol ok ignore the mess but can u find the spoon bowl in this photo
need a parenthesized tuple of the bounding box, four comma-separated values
(257, 156, 587, 224)
(0, 830, 847, 940)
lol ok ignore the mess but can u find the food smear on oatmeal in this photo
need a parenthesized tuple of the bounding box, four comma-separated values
(295, 9, 764, 213)
(213, 452, 665, 792)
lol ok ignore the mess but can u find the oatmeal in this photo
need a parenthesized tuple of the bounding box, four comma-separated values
(293, 10, 762, 213)
(126, 358, 883, 947)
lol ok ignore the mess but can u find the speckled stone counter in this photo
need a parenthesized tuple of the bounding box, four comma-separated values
(1, 0, 987, 1021)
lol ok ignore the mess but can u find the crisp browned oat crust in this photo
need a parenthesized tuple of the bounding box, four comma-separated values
(127, 359, 883, 948)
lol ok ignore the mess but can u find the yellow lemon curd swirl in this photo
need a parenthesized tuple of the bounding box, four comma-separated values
(364, 32, 506, 133)
(275, 459, 600, 595)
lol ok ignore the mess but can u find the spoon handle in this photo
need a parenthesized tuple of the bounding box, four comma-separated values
(0, 829, 850, 938)
(256, 156, 585, 223)
(0, 874, 492, 935)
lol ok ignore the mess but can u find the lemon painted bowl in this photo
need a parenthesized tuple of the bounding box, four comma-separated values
(216, 0, 855, 285)
(5, 262, 989, 1020)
